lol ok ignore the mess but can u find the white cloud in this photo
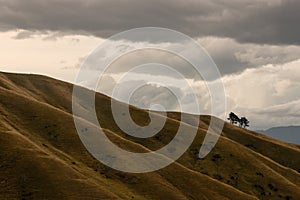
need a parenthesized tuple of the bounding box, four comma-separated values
(223, 59, 300, 129)
(96, 59, 300, 130)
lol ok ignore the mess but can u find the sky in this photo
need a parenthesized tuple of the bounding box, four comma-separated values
(0, 0, 300, 130)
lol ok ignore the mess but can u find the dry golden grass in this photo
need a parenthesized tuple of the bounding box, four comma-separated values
(0, 71, 300, 199)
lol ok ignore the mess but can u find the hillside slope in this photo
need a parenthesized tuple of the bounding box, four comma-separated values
(0, 72, 300, 200)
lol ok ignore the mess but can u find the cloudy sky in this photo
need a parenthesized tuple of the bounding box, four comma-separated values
(1, 0, 300, 130)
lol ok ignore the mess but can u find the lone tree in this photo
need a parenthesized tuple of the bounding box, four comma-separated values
(240, 117, 250, 128)
(227, 112, 240, 125)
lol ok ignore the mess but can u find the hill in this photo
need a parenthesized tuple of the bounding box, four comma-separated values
(1, 71, 300, 199)
(258, 126, 300, 145)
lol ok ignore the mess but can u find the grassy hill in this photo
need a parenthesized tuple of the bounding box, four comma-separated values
(1, 71, 300, 200)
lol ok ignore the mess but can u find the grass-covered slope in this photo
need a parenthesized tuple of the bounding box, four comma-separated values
(0, 72, 300, 200)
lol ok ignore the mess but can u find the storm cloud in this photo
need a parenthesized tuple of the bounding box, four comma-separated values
(0, 0, 300, 45)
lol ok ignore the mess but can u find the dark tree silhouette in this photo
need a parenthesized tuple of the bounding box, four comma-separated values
(227, 112, 240, 125)
(228, 112, 250, 129)
(240, 117, 250, 128)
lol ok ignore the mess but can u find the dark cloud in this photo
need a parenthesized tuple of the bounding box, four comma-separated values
(73, 37, 300, 77)
(0, 0, 299, 45)
(199, 37, 300, 75)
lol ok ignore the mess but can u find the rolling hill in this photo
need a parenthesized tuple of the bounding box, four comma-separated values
(1, 71, 300, 200)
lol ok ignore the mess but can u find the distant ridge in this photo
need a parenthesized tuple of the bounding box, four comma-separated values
(258, 126, 300, 145)
(1, 71, 300, 199)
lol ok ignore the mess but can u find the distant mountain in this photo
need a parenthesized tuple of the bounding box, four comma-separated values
(258, 126, 300, 145)
(1, 71, 300, 199)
